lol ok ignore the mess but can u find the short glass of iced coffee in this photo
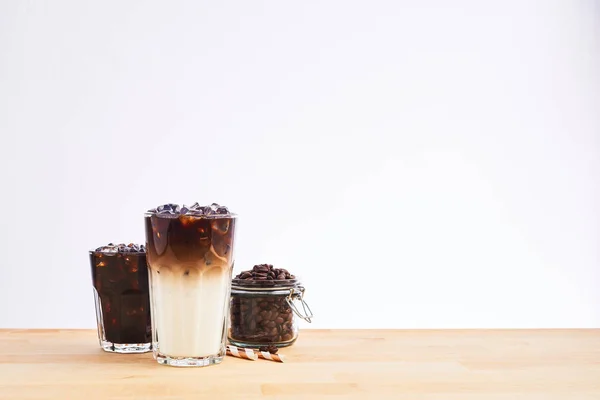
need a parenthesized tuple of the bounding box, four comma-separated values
(89, 243, 152, 353)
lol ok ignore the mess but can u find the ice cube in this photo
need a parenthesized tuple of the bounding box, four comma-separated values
(216, 206, 229, 215)
(157, 203, 178, 212)
(96, 245, 118, 253)
(157, 211, 179, 218)
(189, 208, 204, 216)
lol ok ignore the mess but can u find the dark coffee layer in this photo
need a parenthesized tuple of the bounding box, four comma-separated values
(144, 213, 236, 271)
(89, 251, 151, 344)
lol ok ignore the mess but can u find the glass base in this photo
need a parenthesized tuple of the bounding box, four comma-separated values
(101, 340, 152, 353)
(228, 337, 297, 349)
(155, 352, 224, 367)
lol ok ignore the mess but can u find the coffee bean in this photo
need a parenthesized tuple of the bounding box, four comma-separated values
(253, 265, 269, 273)
(275, 317, 284, 324)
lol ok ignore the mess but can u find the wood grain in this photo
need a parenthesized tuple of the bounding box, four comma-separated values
(0, 329, 599, 399)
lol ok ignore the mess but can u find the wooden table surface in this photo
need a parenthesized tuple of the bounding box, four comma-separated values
(0, 329, 598, 399)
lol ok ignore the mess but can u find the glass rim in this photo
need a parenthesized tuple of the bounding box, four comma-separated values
(144, 212, 238, 219)
(89, 250, 146, 255)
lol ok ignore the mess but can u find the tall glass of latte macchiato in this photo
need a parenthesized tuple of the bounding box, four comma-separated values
(144, 203, 237, 367)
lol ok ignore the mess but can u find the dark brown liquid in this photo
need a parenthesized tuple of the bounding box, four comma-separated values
(89, 252, 151, 344)
(144, 214, 236, 271)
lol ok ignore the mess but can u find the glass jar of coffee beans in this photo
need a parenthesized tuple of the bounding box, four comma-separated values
(229, 264, 313, 348)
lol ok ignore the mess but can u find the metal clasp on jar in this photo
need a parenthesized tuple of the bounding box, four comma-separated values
(286, 286, 313, 323)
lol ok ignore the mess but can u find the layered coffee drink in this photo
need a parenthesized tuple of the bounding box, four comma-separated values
(144, 203, 236, 367)
(89, 243, 152, 353)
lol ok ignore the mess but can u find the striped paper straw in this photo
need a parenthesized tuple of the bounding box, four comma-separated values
(226, 345, 257, 361)
(257, 350, 285, 363)
(226, 345, 286, 363)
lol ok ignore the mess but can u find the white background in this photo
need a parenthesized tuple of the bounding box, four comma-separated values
(0, 0, 598, 329)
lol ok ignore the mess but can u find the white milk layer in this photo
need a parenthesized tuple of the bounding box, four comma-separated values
(150, 265, 230, 358)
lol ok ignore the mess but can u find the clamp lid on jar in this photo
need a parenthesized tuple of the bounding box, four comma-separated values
(231, 265, 313, 323)
(231, 264, 313, 322)
(229, 264, 313, 349)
